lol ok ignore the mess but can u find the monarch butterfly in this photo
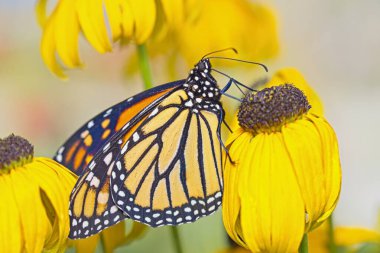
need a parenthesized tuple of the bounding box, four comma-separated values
(54, 52, 267, 239)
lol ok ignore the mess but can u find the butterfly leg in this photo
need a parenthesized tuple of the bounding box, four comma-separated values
(216, 110, 235, 164)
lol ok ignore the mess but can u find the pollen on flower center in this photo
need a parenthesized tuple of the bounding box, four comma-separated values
(0, 134, 34, 172)
(238, 84, 311, 133)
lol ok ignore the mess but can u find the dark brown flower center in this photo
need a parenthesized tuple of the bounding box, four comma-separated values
(238, 84, 311, 134)
(0, 134, 34, 173)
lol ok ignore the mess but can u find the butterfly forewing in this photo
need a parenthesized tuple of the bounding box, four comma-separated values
(54, 80, 184, 176)
(110, 89, 225, 227)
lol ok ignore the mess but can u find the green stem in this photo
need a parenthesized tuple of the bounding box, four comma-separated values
(136, 44, 153, 90)
(328, 215, 337, 253)
(170, 226, 184, 253)
(298, 234, 308, 253)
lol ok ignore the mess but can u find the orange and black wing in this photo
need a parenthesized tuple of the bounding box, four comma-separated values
(110, 89, 224, 227)
(54, 80, 185, 176)
(67, 81, 184, 239)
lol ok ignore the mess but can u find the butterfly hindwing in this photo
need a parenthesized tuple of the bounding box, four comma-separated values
(67, 81, 185, 239)
(110, 89, 225, 227)
(54, 80, 185, 176)
(69, 145, 127, 238)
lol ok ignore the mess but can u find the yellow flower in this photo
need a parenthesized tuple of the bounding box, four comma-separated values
(309, 221, 380, 253)
(0, 134, 76, 252)
(36, 0, 201, 78)
(264, 67, 323, 115)
(36, 0, 279, 79)
(144, 0, 278, 81)
(150, 0, 279, 68)
(223, 85, 341, 252)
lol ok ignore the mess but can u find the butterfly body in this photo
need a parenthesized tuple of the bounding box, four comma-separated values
(56, 58, 225, 238)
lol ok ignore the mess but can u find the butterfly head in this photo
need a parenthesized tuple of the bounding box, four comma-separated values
(184, 58, 221, 104)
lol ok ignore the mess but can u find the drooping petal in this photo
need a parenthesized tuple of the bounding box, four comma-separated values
(76, 0, 112, 53)
(312, 115, 342, 226)
(52, 0, 82, 68)
(223, 128, 249, 248)
(40, 0, 82, 78)
(118, 221, 147, 245)
(0, 175, 23, 252)
(35, 0, 48, 27)
(104, 0, 123, 41)
(68, 235, 100, 253)
(27, 158, 77, 251)
(9, 167, 52, 252)
(101, 221, 127, 253)
(127, 0, 156, 44)
(282, 117, 327, 231)
(239, 133, 305, 253)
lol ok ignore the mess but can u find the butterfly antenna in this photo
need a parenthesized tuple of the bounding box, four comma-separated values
(212, 68, 257, 92)
(208, 56, 268, 72)
(202, 47, 238, 59)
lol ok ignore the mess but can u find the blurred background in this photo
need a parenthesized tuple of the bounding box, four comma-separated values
(0, 0, 379, 252)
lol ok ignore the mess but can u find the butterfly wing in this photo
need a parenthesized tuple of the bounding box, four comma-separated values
(68, 81, 185, 239)
(55, 80, 185, 176)
(110, 89, 224, 227)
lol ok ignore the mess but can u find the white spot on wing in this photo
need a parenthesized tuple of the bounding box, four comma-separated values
(150, 107, 159, 117)
(87, 121, 95, 128)
(98, 192, 109, 204)
(90, 176, 100, 188)
(110, 205, 118, 214)
(122, 122, 130, 131)
(103, 142, 111, 152)
(121, 142, 129, 154)
(80, 130, 89, 138)
(56, 154, 62, 162)
(184, 100, 193, 107)
(133, 132, 140, 142)
(104, 152, 113, 165)
(82, 221, 89, 228)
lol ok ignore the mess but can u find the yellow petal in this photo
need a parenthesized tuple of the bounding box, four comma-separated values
(76, 0, 112, 53)
(101, 221, 126, 253)
(265, 68, 324, 115)
(53, 0, 83, 68)
(122, 221, 147, 245)
(0, 174, 23, 252)
(335, 227, 380, 246)
(127, 0, 156, 44)
(9, 167, 51, 252)
(68, 234, 100, 253)
(239, 133, 305, 252)
(118, 0, 134, 41)
(311, 116, 342, 226)
(28, 158, 77, 251)
(223, 130, 251, 248)
(282, 118, 327, 231)
(104, 0, 123, 41)
(308, 222, 329, 253)
(35, 0, 48, 27)
(40, 18, 67, 79)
